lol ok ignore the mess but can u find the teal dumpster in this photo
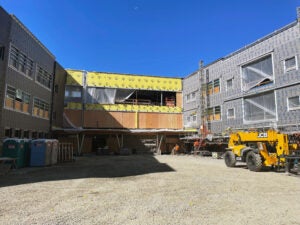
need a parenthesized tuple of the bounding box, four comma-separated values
(2, 138, 25, 168)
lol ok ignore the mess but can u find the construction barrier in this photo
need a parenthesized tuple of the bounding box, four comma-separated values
(58, 143, 74, 162)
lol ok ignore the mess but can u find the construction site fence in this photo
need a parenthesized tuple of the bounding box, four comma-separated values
(58, 143, 74, 162)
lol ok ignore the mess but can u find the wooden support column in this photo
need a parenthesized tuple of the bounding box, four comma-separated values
(157, 134, 164, 155)
(76, 133, 85, 156)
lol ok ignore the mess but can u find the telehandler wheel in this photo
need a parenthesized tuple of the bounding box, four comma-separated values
(246, 151, 262, 172)
(224, 151, 236, 167)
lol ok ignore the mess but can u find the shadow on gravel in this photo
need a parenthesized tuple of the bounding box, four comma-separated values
(0, 155, 174, 187)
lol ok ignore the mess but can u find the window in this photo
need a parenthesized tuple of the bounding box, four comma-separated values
(33, 98, 50, 119)
(38, 132, 45, 138)
(64, 86, 82, 103)
(226, 78, 233, 90)
(9, 45, 34, 78)
(15, 129, 21, 138)
(23, 130, 30, 138)
(186, 92, 196, 102)
(187, 116, 190, 122)
(0, 46, 5, 61)
(288, 96, 300, 110)
(191, 92, 196, 99)
(32, 131, 38, 139)
(213, 79, 220, 93)
(54, 84, 59, 93)
(192, 114, 197, 122)
(227, 108, 235, 119)
(284, 56, 297, 72)
(242, 55, 273, 91)
(207, 106, 221, 121)
(244, 91, 276, 122)
(207, 79, 220, 95)
(214, 106, 221, 121)
(4, 128, 13, 138)
(36, 66, 52, 89)
(5, 85, 30, 113)
(186, 94, 190, 102)
(208, 82, 213, 95)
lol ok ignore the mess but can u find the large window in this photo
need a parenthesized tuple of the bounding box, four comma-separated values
(242, 55, 273, 91)
(288, 96, 300, 110)
(9, 45, 34, 78)
(33, 98, 49, 119)
(36, 66, 52, 89)
(284, 56, 297, 72)
(5, 85, 30, 113)
(244, 92, 276, 122)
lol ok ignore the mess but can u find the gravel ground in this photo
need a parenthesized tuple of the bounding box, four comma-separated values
(0, 154, 300, 225)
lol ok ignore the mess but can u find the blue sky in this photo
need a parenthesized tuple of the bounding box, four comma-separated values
(0, 0, 299, 77)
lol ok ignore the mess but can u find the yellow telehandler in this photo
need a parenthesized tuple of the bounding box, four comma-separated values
(224, 129, 300, 172)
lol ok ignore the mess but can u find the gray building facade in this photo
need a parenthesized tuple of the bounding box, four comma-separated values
(0, 7, 57, 139)
(182, 71, 201, 131)
(184, 10, 300, 135)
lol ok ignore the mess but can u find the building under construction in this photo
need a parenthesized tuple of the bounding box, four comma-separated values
(1, 5, 300, 155)
(183, 9, 300, 138)
(53, 70, 186, 154)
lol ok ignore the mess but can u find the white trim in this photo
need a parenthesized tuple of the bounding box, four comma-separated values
(226, 78, 233, 91)
(284, 55, 298, 73)
(287, 95, 300, 111)
(227, 108, 235, 119)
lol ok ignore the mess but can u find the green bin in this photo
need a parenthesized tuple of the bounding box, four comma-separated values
(2, 138, 25, 168)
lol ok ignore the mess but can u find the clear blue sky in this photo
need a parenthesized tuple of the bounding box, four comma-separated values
(0, 0, 299, 77)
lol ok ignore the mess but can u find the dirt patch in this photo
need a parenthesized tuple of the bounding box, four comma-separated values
(0, 155, 299, 225)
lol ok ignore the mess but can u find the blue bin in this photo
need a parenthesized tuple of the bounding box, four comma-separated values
(30, 139, 52, 166)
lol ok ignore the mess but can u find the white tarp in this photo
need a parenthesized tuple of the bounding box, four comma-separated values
(85, 87, 135, 104)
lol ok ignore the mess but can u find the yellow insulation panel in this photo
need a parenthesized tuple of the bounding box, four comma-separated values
(66, 103, 182, 113)
(87, 104, 182, 113)
(87, 72, 182, 91)
(65, 102, 82, 110)
(66, 70, 83, 86)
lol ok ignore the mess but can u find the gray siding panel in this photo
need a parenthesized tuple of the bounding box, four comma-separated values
(195, 21, 300, 134)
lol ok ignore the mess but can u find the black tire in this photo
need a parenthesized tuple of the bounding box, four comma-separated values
(224, 151, 236, 167)
(246, 151, 262, 172)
